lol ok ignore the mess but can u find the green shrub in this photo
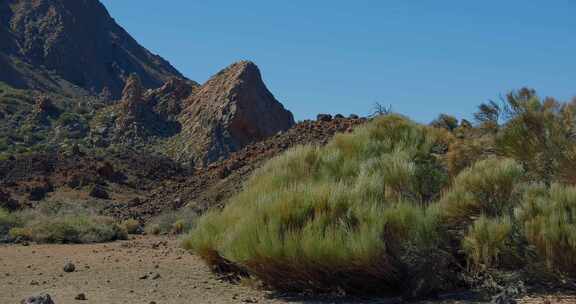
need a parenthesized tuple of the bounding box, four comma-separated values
(462, 216, 514, 270)
(0, 208, 20, 238)
(440, 158, 524, 228)
(184, 115, 455, 295)
(122, 219, 141, 234)
(516, 184, 576, 275)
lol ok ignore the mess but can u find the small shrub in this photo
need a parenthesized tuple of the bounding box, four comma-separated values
(440, 158, 524, 228)
(146, 224, 161, 235)
(8, 227, 32, 240)
(516, 184, 576, 275)
(0, 208, 20, 237)
(462, 216, 514, 270)
(122, 219, 141, 234)
(145, 206, 198, 235)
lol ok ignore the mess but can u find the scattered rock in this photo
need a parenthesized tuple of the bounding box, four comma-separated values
(63, 262, 76, 273)
(21, 293, 55, 304)
(74, 293, 87, 301)
(89, 185, 109, 199)
(317, 114, 333, 122)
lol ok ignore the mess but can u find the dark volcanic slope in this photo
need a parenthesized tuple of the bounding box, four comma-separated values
(118, 117, 366, 220)
(0, 0, 183, 97)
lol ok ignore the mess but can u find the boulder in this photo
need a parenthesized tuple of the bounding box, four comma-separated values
(89, 185, 109, 200)
(21, 293, 55, 304)
(317, 114, 332, 122)
(0, 189, 19, 211)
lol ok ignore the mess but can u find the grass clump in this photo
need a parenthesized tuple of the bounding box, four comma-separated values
(516, 184, 576, 275)
(440, 158, 524, 228)
(184, 115, 456, 295)
(121, 219, 141, 235)
(462, 216, 514, 270)
(145, 206, 198, 235)
(0, 201, 127, 244)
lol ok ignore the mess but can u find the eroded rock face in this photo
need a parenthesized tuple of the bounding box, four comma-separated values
(176, 61, 295, 165)
(29, 95, 59, 124)
(1, 0, 183, 97)
(116, 74, 146, 131)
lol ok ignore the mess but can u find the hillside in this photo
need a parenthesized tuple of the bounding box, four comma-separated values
(0, 0, 183, 97)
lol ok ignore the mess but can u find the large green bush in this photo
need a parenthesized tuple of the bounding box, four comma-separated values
(184, 115, 456, 295)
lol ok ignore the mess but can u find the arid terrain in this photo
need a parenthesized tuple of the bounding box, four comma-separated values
(1, 236, 574, 304)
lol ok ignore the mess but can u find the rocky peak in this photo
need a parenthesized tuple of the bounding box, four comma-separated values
(174, 61, 295, 165)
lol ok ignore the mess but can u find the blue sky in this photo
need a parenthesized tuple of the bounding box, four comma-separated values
(100, 1, 576, 122)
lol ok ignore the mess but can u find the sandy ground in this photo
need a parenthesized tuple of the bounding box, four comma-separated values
(1, 236, 574, 304)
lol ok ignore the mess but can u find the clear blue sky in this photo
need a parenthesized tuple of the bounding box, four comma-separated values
(100, 1, 576, 122)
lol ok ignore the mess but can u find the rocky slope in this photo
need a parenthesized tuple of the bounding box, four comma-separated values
(0, 116, 366, 220)
(0, 0, 183, 97)
(173, 61, 295, 165)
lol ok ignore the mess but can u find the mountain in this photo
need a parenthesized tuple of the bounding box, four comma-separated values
(0, 0, 296, 170)
(0, 0, 183, 97)
(171, 61, 295, 164)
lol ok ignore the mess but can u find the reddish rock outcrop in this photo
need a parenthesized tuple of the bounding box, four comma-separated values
(175, 61, 295, 164)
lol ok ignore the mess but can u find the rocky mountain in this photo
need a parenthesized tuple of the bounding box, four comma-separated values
(0, 0, 183, 97)
(172, 61, 295, 164)
(0, 0, 296, 171)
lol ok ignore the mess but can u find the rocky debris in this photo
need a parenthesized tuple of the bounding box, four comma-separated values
(176, 61, 295, 165)
(89, 185, 110, 200)
(28, 180, 53, 201)
(21, 293, 55, 304)
(1, 0, 183, 97)
(63, 262, 76, 273)
(74, 293, 87, 301)
(0, 189, 19, 211)
(317, 114, 332, 122)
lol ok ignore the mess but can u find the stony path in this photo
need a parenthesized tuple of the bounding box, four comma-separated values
(0, 236, 573, 304)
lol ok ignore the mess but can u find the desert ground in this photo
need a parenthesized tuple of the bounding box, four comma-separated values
(0, 236, 573, 304)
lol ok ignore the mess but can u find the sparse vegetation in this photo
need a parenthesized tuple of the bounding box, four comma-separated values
(0, 201, 127, 244)
(145, 206, 198, 235)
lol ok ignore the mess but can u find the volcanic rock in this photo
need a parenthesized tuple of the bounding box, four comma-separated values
(317, 114, 333, 122)
(0, 0, 183, 97)
(21, 293, 55, 304)
(175, 61, 295, 164)
(116, 74, 146, 130)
